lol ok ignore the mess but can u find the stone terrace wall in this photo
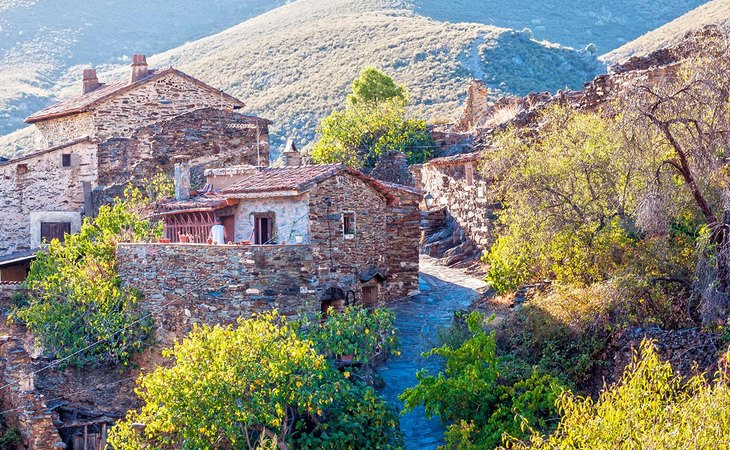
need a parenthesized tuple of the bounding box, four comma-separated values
(0, 141, 98, 256)
(96, 108, 269, 202)
(117, 243, 318, 344)
(92, 71, 242, 140)
(420, 160, 497, 255)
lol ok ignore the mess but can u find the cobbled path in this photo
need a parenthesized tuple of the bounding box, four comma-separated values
(379, 256, 487, 450)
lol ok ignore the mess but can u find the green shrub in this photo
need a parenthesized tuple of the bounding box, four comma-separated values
(401, 312, 565, 449)
(506, 340, 730, 449)
(12, 201, 159, 367)
(107, 311, 403, 449)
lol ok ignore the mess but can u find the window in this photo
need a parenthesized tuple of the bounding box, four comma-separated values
(40, 222, 71, 244)
(17, 164, 28, 175)
(343, 212, 355, 238)
(465, 163, 474, 186)
(62, 154, 72, 167)
(253, 214, 274, 244)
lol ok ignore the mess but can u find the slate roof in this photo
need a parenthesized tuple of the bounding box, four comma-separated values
(155, 191, 238, 215)
(222, 164, 397, 204)
(25, 68, 245, 124)
(0, 249, 37, 267)
(424, 150, 485, 166)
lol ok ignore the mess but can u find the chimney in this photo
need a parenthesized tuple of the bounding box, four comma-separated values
(130, 54, 149, 83)
(282, 139, 301, 167)
(173, 155, 191, 200)
(82, 68, 100, 94)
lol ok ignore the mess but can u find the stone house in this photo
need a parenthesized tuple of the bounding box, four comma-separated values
(0, 54, 270, 263)
(116, 162, 421, 343)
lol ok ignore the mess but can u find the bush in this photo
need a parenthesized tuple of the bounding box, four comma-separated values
(107, 311, 403, 449)
(12, 201, 159, 367)
(506, 340, 730, 449)
(400, 312, 565, 449)
(296, 305, 400, 365)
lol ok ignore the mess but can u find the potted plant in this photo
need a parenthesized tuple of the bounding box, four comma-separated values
(179, 234, 190, 243)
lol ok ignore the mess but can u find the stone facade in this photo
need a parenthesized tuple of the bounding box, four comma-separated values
(234, 195, 310, 244)
(0, 140, 98, 256)
(383, 184, 422, 299)
(33, 113, 95, 149)
(95, 108, 269, 201)
(116, 243, 319, 344)
(419, 156, 498, 256)
(370, 151, 415, 187)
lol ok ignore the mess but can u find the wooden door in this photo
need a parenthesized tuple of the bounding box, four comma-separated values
(221, 216, 235, 244)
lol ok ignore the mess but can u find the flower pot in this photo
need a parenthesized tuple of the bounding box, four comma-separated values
(179, 235, 190, 243)
(207, 238, 213, 245)
(294, 235, 304, 244)
(159, 238, 171, 244)
(339, 355, 354, 364)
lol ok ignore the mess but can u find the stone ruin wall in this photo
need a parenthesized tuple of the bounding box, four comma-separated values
(92, 71, 242, 140)
(0, 141, 98, 256)
(95, 108, 270, 204)
(116, 243, 320, 345)
(420, 160, 498, 257)
(33, 113, 96, 149)
(384, 187, 422, 300)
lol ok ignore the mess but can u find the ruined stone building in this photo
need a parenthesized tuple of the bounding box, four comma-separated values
(0, 54, 270, 279)
(116, 160, 422, 345)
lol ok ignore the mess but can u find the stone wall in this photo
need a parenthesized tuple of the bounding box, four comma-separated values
(420, 159, 497, 255)
(308, 175, 391, 306)
(370, 151, 415, 187)
(0, 141, 98, 256)
(116, 243, 319, 344)
(92, 71, 241, 140)
(33, 113, 95, 149)
(234, 195, 310, 244)
(95, 108, 269, 201)
(384, 185, 422, 300)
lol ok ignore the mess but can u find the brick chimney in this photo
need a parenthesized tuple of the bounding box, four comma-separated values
(130, 54, 149, 83)
(82, 69, 100, 94)
(173, 155, 191, 200)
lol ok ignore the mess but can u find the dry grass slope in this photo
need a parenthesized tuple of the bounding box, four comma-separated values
(601, 0, 730, 64)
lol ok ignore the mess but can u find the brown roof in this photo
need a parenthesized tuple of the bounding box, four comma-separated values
(222, 164, 397, 204)
(155, 192, 239, 215)
(25, 68, 245, 124)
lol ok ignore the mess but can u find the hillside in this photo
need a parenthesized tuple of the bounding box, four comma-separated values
(2, 0, 604, 156)
(410, 0, 705, 55)
(601, 0, 730, 64)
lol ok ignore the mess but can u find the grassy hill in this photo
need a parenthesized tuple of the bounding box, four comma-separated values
(601, 0, 730, 64)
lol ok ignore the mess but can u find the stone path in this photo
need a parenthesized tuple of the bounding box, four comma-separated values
(379, 256, 487, 450)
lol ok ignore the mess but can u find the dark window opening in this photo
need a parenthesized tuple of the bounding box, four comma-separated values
(62, 154, 72, 167)
(41, 222, 71, 243)
(343, 212, 355, 237)
(254, 214, 274, 244)
(17, 164, 28, 175)
(362, 286, 379, 308)
(465, 163, 474, 186)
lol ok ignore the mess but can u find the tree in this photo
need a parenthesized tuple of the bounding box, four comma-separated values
(622, 33, 730, 323)
(107, 311, 403, 450)
(507, 340, 730, 450)
(311, 68, 433, 168)
(346, 67, 407, 107)
(400, 312, 564, 449)
(13, 200, 160, 367)
(482, 105, 656, 293)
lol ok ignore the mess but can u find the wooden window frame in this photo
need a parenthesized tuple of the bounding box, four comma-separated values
(62, 154, 72, 168)
(40, 221, 72, 244)
(253, 213, 275, 245)
(342, 212, 356, 239)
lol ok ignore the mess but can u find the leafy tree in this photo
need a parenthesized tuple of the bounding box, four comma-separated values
(12, 201, 159, 367)
(107, 311, 403, 450)
(311, 68, 433, 168)
(482, 105, 656, 293)
(347, 67, 407, 107)
(400, 312, 565, 449)
(507, 340, 730, 449)
(297, 305, 400, 364)
(621, 34, 730, 324)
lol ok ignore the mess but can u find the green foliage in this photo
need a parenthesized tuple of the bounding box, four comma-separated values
(0, 426, 19, 450)
(107, 311, 403, 449)
(312, 68, 434, 168)
(507, 340, 730, 449)
(12, 201, 159, 367)
(482, 105, 653, 293)
(297, 305, 400, 365)
(400, 312, 565, 449)
(347, 67, 408, 107)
